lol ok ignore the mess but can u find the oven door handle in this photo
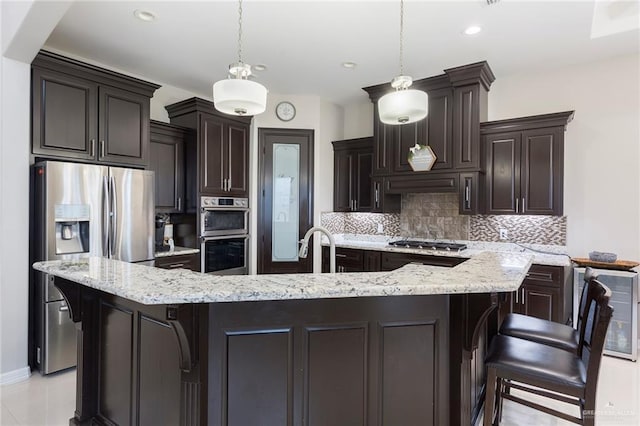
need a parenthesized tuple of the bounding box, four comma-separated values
(201, 234, 249, 242)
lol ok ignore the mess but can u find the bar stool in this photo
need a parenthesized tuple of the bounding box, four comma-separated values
(483, 275, 613, 426)
(498, 267, 597, 353)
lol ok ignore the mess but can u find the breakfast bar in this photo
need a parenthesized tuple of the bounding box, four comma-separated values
(34, 251, 533, 426)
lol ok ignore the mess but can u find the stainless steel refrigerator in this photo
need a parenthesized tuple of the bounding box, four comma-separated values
(31, 161, 154, 374)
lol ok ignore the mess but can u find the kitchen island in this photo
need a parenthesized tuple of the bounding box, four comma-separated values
(34, 251, 533, 426)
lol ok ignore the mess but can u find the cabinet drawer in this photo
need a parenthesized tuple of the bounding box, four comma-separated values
(381, 252, 467, 271)
(524, 264, 563, 287)
(322, 247, 365, 272)
(334, 248, 364, 267)
(155, 253, 200, 272)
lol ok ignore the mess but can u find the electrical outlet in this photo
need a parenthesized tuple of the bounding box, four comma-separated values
(499, 229, 508, 240)
(377, 223, 384, 234)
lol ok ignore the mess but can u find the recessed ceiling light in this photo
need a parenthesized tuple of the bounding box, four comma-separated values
(342, 62, 357, 69)
(463, 26, 482, 36)
(253, 64, 267, 71)
(134, 9, 156, 22)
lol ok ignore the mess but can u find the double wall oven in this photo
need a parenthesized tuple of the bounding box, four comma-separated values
(200, 196, 249, 274)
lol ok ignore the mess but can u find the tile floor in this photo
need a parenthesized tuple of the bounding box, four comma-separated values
(1, 356, 638, 425)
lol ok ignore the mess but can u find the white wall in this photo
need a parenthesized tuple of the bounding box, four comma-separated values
(488, 53, 640, 260)
(0, 56, 31, 384)
(343, 101, 373, 139)
(249, 95, 343, 273)
(0, 0, 71, 385)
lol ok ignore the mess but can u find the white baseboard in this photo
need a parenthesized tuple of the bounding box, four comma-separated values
(0, 366, 31, 386)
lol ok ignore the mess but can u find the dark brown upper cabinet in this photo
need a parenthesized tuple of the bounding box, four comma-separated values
(363, 63, 493, 182)
(165, 97, 251, 199)
(149, 121, 187, 213)
(31, 51, 159, 167)
(482, 111, 574, 216)
(333, 137, 373, 212)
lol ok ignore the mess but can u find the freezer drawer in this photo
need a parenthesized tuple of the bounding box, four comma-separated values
(43, 300, 77, 374)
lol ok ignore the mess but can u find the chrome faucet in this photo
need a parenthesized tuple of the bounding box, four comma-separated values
(298, 226, 336, 273)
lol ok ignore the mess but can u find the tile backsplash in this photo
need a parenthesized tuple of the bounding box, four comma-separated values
(470, 215, 566, 245)
(323, 193, 567, 245)
(321, 212, 400, 236)
(400, 193, 469, 240)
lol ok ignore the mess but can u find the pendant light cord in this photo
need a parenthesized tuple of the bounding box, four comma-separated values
(399, 0, 404, 76)
(237, 0, 243, 63)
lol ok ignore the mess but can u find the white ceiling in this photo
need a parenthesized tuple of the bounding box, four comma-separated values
(44, 0, 640, 106)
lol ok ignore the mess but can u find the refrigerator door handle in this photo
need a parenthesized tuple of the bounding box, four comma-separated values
(110, 176, 117, 257)
(102, 176, 109, 256)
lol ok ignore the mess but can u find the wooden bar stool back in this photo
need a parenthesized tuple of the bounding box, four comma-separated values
(484, 274, 613, 426)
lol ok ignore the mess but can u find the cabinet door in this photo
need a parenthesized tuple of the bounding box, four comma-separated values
(459, 172, 483, 215)
(521, 283, 559, 322)
(426, 87, 454, 170)
(392, 120, 424, 173)
(32, 67, 97, 160)
(355, 151, 373, 211)
(521, 128, 563, 215)
(149, 125, 184, 213)
(226, 123, 249, 197)
(199, 114, 225, 195)
(98, 86, 150, 166)
(485, 132, 521, 214)
(453, 85, 481, 170)
(372, 105, 393, 175)
(333, 151, 353, 212)
(363, 251, 381, 272)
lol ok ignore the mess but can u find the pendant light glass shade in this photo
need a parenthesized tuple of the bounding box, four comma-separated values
(213, 78, 267, 116)
(379, 87, 428, 125)
(378, 0, 428, 125)
(212, 0, 267, 116)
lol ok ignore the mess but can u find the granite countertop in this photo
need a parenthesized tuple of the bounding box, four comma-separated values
(322, 234, 571, 267)
(33, 250, 533, 305)
(155, 246, 200, 258)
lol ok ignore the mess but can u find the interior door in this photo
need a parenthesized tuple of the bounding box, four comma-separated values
(258, 128, 314, 274)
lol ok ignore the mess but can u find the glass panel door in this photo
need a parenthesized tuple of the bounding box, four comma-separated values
(271, 143, 300, 262)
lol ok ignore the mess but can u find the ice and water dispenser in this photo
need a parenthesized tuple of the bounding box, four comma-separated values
(54, 204, 90, 255)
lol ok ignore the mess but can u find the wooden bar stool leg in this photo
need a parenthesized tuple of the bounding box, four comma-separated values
(496, 377, 504, 423)
(484, 367, 497, 426)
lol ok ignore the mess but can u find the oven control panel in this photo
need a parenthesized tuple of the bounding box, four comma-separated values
(201, 197, 248, 208)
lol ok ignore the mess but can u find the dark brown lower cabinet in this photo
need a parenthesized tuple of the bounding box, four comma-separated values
(381, 251, 467, 270)
(322, 247, 467, 272)
(56, 277, 499, 426)
(154, 253, 200, 272)
(511, 264, 572, 324)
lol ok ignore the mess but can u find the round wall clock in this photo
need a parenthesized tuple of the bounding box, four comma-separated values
(276, 101, 296, 122)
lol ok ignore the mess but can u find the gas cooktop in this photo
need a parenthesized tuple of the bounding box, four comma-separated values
(388, 239, 468, 252)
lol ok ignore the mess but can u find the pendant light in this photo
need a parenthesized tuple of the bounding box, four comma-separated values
(213, 0, 267, 116)
(378, 0, 428, 125)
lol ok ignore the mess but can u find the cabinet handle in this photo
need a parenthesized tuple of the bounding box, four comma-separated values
(522, 288, 526, 305)
(59, 305, 69, 312)
(515, 287, 519, 304)
(335, 254, 347, 258)
(228, 177, 231, 191)
(100, 140, 105, 158)
(177, 197, 182, 211)
(223, 179, 227, 192)
(168, 263, 185, 269)
(522, 197, 525, 213)
(515, 198, 519, 213)
(374, 183, 380, 206)
(354, 199, 357, 211)
(90, 139, 96, 157)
